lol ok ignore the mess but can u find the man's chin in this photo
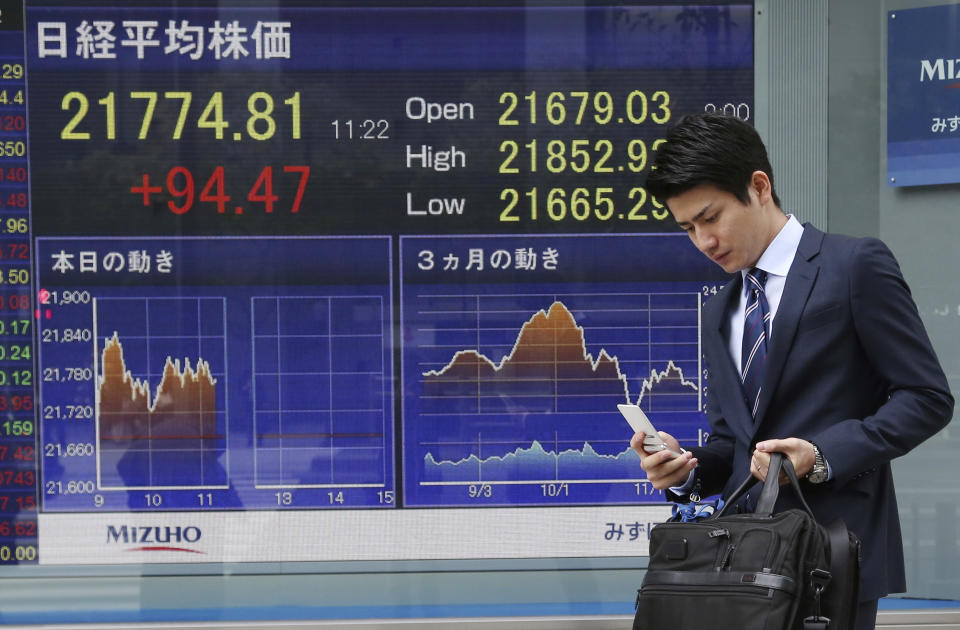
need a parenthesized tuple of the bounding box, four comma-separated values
(712, 256, 739, 273)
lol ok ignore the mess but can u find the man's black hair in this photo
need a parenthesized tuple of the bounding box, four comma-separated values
(645, 113, 781, 208)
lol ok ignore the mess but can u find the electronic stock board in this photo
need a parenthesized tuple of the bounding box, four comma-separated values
(0, 0, 752, 565)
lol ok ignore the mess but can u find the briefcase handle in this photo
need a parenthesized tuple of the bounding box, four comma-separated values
(715, 452, 816, 518)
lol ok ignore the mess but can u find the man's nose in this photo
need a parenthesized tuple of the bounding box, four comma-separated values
(692, 227, 717, 252)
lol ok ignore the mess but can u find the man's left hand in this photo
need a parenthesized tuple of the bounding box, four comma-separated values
(751, 438, 816, 484)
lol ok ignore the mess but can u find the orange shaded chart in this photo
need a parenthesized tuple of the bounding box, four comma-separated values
(423, 302, 699, 411)
(97, 331, 227, 490)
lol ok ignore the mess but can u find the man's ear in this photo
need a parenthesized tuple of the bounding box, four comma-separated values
(749, 171, 773, 205)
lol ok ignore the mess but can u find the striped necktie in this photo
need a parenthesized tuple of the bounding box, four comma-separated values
(741, 268, 770, 416)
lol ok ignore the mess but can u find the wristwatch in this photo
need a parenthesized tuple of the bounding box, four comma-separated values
(805, 443, 828, 484)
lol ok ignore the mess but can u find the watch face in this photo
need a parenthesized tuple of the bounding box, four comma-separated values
(807, 467, 828, 484)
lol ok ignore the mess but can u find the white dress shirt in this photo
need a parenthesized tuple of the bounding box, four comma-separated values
(726, 215, 804, 374)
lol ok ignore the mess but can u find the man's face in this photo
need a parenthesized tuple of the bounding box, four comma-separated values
(666, 182, 770, 274)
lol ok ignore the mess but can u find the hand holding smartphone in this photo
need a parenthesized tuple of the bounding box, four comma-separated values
(618, 403, 683, 458)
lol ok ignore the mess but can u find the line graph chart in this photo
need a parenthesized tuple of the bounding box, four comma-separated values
(400, 234, 725, 507)
(420, 299, 701, 414)
(95, 296, 229, 491)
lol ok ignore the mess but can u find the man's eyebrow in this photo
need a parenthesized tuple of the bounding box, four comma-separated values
(677, 203, 713, 226)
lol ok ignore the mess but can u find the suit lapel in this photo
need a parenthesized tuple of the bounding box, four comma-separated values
(751, 224, 824, 426)
(703, 274, 755, 445)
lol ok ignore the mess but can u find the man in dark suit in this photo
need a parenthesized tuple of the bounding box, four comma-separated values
(633, 113, 954, 630)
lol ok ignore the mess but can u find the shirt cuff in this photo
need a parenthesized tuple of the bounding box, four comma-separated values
(669, 468, 697, 495)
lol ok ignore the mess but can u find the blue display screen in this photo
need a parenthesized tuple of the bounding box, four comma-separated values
(0, 1, 753, 565)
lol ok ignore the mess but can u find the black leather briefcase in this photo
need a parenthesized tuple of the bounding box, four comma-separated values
(634, 454, 860, 630)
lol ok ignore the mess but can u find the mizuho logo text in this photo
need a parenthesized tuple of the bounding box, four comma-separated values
(106, 525, 205, 553)
(920, 58, 960, 82)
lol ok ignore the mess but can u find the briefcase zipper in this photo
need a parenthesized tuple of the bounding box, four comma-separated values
(717, 543, 736, 570)
(642, 570, 797, 595)
(639, 584, 775, 600)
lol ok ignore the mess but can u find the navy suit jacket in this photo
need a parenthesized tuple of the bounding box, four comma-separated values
(689, 224, 953, 601)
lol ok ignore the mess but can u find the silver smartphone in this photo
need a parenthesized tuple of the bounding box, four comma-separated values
(618, 403, 682, 458)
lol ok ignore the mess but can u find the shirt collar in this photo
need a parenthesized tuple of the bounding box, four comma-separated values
(743, 214, 803, 281)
